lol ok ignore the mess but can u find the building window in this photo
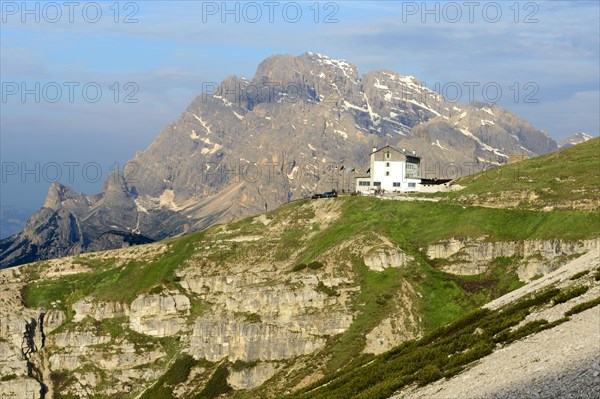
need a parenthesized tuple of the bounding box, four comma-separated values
(408, 182, 416, 188)
(385, 171, 390, 176)
(373, 181, 381, 187)
(386, 152, 390, 159)
(393, 182, 401, 187)
(386, 162, 390, 167)
(359, 181, 370, 186)
(405, 162, 419, 178)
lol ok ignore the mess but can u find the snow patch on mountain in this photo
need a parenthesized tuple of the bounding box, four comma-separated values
(193, 114, 212, 133)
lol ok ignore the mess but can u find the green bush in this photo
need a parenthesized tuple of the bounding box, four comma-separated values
(316, 281, 339, 297)
(421, 308, 490, 344)
(52, 371, 78, 399)
(140, 355, 198, 399)
(446, 341, 494, 369)
(308, 261, 324, 269)
(292, 263, 307, 272)
(485, 308, 529, 339)
(443, 365, 465, 379)
(504, 287, 560, 314)
(594, 269, 600, 281)
(230, 359, 258, 371)
(192, 363, 232, 399)
(497, 317, 570, 345)
(565, 296, 600, 316)
(0, 374, 17, 381)
(416, 365, 442, 385)
(570, 270, 589, 280)
(149, 285, 163, 295)
(233, 312, 262, 323)
(503, 319, 549, 344)
(553, 285, 589, 304)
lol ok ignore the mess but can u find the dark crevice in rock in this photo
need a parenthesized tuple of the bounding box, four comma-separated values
(20, 313, 49, 399)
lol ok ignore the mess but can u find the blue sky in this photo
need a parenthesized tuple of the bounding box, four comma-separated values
(1, 0, 599, 212)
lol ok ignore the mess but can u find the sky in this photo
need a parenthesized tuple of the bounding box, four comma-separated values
(1, 0, 599, 215)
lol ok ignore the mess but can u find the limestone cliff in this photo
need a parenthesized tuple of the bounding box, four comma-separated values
(1, 196, 597, 398)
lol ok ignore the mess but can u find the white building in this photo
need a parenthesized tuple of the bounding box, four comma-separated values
(355, 145, 421, 194)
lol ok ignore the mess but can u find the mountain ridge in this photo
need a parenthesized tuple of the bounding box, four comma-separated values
(0, 138, 598, 398)
(1, 52, 559, 268)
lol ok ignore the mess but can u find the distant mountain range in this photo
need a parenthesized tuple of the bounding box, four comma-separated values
(559, 132, 594, 149)
(0, 52, 561, 268)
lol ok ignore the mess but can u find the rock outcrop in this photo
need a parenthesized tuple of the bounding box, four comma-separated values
(227, 362, 280, 390)
(426, 237, 599, 278)
(129, 293, 191, 337)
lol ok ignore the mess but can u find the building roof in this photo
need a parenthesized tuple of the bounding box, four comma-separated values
(370, 145, 420, 158)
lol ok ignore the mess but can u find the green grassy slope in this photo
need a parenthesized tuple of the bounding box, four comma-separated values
(443, 137, 600, 210)
(19, 196, 599, 398)
(22, 199, 599, 322)
(16, 138, 600, 398)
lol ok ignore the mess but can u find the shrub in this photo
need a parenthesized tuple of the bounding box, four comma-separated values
(316, 281, 339, 297)
(503, 319, 548, 344)
(51, 371, 77, 396)
(421, 308, 490, 344)
(140, 355, 198, 399)
(292, 263, 307, 272)
(570, 270, 589, 280)
(505, 287, 560, 313)
(553, 285, 589, 305)
(443, 365, 465, 379)
(565, 296, 600, 316)
(497, 317, 570, 346)
(192, 363, 232, 399)
(446, 341, 494, 369)
(308, 261, 324, 270)
(244, 313, 262, 323)
(546, 317, 570, 328)
(485, 308, 529, 339)
(594, 269, 600, 281)
(415, 365, 442, 385)
(149, 285, 163, 295)
(230, 359, 258, 371)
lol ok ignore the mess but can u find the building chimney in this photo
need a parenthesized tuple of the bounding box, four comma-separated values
(372, 146, 377, 153)
(412, 150, 416, 155)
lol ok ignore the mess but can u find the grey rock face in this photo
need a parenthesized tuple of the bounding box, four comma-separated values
(1, 52, 559, 268)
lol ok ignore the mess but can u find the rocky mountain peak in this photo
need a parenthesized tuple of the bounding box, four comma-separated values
(42, 183, 80, 210)
(0, 52, 564, 268)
